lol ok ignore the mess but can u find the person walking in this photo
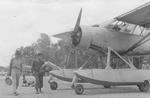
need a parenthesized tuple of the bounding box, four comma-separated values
(31, 53, 45, 94)
(7, 50, 23, 96)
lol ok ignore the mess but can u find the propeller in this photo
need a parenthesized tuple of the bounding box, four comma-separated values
(71, 8, 82, 47)
(53, 8, 83, 47)
(73, 8, 82, 32)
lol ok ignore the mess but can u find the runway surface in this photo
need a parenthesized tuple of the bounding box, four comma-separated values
(0, 76, 150, 98)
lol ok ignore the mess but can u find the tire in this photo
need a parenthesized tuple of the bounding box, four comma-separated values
(137, 80, 150, 92)
(104, 85, 111, 88)
(50, 81, 58, 90)
(74, 84, 84, 95)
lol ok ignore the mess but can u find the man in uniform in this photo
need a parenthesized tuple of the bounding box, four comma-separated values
(142, 60, 150, 69)
(31, 53, 45, 94)
(7, 50, 23, 95)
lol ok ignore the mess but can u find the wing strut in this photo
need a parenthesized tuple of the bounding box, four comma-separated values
(123, 32, 150, 54)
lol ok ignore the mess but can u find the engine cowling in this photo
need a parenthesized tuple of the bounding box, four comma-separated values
(71, 26, 91, 49)
(72, 26, 102, 50)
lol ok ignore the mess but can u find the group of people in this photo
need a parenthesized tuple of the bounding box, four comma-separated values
(7, 50, 48, 95)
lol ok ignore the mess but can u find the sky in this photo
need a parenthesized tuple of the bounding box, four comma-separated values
(0, 0, 149, 67)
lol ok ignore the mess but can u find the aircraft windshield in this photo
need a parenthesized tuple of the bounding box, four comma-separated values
(106, 20, 150, 36)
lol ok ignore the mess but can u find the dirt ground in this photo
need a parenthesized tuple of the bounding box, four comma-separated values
(0, 76, 150, 98)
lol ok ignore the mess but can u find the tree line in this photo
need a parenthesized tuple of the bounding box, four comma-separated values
(14, 33, 101, 69)
(14, 33, 150, 69)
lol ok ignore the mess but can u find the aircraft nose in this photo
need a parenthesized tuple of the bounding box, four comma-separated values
(71, 27, 82, 46)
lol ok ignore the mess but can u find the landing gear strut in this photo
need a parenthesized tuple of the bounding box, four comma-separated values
(137, 80, 150, 92)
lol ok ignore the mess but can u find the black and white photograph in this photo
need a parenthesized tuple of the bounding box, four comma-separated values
(0, 0, 150, 98)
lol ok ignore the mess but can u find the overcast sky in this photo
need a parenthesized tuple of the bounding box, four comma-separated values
(0, 0, 149, 67)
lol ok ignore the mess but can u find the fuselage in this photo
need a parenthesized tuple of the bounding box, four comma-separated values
(73, 25, 150, 55)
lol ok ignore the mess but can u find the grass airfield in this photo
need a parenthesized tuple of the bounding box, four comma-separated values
(0, 76, 150, 98)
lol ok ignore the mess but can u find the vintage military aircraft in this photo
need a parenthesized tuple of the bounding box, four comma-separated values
(51, 2, 150, 94)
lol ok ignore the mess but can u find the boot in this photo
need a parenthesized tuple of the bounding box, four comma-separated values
(39, 88, 42, 93)
(35, 88, 39, 94)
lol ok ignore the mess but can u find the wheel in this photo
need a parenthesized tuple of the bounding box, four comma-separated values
(137, 80, 150, 92)
(74, 84, 84, 95)
(103, 85, 111, 88)
(50, 81, 58, 90)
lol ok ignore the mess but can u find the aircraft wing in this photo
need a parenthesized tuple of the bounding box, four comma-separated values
(53, 31, 71, 40)
(116, 2, 150, 28)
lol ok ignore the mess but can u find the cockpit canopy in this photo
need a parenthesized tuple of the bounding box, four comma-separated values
(92, 19, 150, 36)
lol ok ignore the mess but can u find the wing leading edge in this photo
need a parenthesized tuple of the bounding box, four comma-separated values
(116, 2, 150, 28)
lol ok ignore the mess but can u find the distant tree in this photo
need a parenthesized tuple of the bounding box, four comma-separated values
(14, 33, 105, 69)
(0, 66, 8, 72)
(36, 33, 51, 60)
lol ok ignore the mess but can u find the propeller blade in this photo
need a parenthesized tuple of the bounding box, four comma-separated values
(53, 8, 83, 46)
(71, 8, 83, 46)
(53, 31, 72, 40)
(74, 8, 82, 31)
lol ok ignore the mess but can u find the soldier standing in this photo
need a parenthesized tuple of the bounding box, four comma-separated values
(142, 60, 150, 69)
(31, 53, 45, 94)
(7, 50, 23, 96)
